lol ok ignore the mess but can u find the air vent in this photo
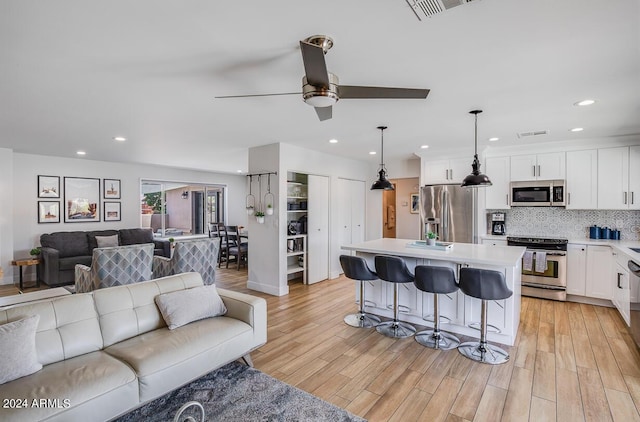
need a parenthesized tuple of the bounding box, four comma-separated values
(517, 130, 549, 139)
(405, 0, 477, 20)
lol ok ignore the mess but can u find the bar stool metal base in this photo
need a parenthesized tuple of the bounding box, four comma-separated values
(415, 329, 460, 350)
(376, 321, 416, 338)
(344, 312, 381, 328)
(458, 341, 509, 365)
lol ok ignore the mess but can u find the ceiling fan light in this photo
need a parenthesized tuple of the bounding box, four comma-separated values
(304, 95, 337, 108)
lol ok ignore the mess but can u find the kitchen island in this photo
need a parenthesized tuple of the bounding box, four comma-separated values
(342, 238, 526, 346)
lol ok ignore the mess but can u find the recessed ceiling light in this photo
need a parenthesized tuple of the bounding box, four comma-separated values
(489, 137, 499, 142)
(570, 127, 584, 132)
(369, 151, 377, 155)
(329, 139, 338, 144)
(236, 170, 243, 173)
(420, 145, 429, 149)
(114, 136, 126, 142)
(76, 151, 86, 156)
(574, 99, 595, 106)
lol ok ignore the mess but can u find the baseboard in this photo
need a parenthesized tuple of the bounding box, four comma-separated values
(566, 294, 613, 308)
(247, 280, 289, 297)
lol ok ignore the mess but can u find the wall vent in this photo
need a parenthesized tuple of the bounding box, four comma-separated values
(405, 0, 477, 20)
(516, 130, 549, 139)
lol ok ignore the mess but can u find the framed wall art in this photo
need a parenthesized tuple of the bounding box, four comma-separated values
(38, 175, 60, 198)
(38, 201, 60, 223)
(104, 178, 121, 199)
(104, 202, 121, 221)
(64, 177, 100, 222)
(410, 193, 420, 214)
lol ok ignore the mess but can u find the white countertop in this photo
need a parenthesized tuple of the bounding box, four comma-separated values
(342, 238, 525, 267)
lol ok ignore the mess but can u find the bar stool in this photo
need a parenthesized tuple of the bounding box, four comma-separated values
(413, 265, 460, 350)
(457, 267, 513, 365)
(339, 255, 382, 328)
(374, 255, 417, 338)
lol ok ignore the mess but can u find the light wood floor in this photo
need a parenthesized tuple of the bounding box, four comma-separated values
(3, 269, 640, 421)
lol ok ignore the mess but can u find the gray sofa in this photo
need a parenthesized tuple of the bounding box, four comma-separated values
(39, 228, 171, 286)
(0, 272, 267, 422)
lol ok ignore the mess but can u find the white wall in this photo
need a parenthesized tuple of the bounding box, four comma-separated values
(0, 148, 14, 285)
(5, 152, 247, 285)
(246, 143, 377, 296)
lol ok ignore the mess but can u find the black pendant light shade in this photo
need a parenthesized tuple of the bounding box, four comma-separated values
(371, 126, 394, 190)
(461, 110, 492, 188)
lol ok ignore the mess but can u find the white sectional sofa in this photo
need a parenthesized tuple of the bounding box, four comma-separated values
(0, 272, 267, 422)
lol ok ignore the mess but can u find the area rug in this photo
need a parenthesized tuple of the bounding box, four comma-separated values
(114, 361, 366, 422)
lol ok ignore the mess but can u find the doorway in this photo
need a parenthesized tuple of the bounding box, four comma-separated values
(382, 184, 396, 238)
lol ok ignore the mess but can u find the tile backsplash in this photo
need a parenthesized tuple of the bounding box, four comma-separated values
(487, 208, 640, 240)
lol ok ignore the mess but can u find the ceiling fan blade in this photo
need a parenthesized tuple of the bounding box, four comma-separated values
(338, 85, 430, 99)
(215, 92, 300, 99)
(299, 40, 330, 88)
(314, 106, 332, 121)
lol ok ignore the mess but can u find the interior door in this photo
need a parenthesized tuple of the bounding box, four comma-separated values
(350, 180, 365, 244)
(382, 185, 396, 238)
(308, 174, 329, 284)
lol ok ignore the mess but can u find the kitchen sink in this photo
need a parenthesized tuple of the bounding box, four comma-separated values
(630, 247, 640, 254)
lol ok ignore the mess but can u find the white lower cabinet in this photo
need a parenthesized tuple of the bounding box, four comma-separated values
(585, 245, 613, 300)
(566, 244, 587, 296)
(612, 260, 630, 325)
(481, 238, 507, 246)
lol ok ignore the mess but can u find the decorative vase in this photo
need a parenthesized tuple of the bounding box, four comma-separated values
(256, 216, 265, 224)
(427, 238, 436, 246)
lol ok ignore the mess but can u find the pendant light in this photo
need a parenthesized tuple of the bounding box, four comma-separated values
(461, 110, 492, 188)
(371, 126, 394, 190)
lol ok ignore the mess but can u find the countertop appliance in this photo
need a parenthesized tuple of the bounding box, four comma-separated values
(420, 184, 474, 243)
(510, 180, 565, 207)
(491, 212, 506, 235)
(507, 236, 568, 301)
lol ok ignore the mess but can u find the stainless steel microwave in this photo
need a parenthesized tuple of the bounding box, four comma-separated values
(510, 180, 565, 207)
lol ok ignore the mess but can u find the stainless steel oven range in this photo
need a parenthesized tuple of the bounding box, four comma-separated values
(507, 236, 568, 301)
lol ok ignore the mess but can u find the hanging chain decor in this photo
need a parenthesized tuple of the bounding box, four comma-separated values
(246, 175, 255, 215)
(265, 173, 275, 215)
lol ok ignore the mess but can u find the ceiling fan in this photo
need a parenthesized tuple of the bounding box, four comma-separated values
(216, 35, 430, 121)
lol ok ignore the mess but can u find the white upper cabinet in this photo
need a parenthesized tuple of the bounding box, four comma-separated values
(510, 152, 565, 181)
(566, 150, 597, 209)
(423, 158, 470, 184)
(484, 156, 510, 209)
(597, 146, 640, 210)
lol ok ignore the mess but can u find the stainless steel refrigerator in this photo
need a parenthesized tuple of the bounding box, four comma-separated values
(420, 184, 475, 243)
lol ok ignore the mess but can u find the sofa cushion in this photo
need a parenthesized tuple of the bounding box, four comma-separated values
(104, 316, 253, 401)
(0, 351, 138, 422)
(155, 285, 227, 330)
(0, 294, 103, 366)
(40, 231, 90, 258)
(59, 255, 92, 271)
(0, 315, 42, 384)
(88, 230, 119, 250)
(119, 228, 154, 246)
(95, 234, 120, 248)
(93, 272, 204, 347)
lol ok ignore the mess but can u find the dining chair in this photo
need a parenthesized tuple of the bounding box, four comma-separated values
(210, 222, 228, 267)
(225, 225, 248, 270)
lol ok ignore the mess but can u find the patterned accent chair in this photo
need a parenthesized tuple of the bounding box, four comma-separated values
(74, 243, 155, 293)
(152, 238, 219, 285)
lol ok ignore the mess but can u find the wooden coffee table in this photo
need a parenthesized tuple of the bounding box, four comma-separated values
(11, 258, 41, 291)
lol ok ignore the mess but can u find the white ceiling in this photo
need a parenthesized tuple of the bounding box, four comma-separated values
(1, 0, 638, 174)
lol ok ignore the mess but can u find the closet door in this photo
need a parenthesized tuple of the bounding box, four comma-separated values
(308, 174, 329, 284)
(350, 180, 366, 244)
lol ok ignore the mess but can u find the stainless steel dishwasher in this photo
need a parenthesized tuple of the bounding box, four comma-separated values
(629, 259, 640, 348)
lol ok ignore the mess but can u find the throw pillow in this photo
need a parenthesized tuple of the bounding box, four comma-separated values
(155, 286, 227, 330)
(0, 315, 42, 384)
(95, 234, 119, 248)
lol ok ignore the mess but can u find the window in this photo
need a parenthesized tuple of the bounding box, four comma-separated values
(141, 180, 226, 238)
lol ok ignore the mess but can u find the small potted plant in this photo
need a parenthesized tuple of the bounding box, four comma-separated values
(266, 203, 274, 215)
(29, 247, 41, 257)
(426, 232, 437, 246)
(246, 206, 254, 216)
(255, 211, 265, 224)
